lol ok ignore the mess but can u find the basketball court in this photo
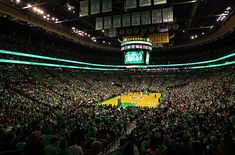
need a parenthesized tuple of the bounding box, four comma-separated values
(100, 92, 161, 108)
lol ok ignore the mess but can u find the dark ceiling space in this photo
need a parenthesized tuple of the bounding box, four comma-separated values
(2, 0, 235, 48)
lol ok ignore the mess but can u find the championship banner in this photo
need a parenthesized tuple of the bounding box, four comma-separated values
(152, 9, 162, 24)
(91, 0, 100, 15)
(102, 0, 112, 13)
(141, 10, 151, 25)
(113, 15, 121, 28)
(149, 34, 161, 43)
(122, 13, 131, 27)
(149, 33, 169, 43)
(80, 0, 89, 17)
(125, 0, 137, 9)
(104, 16, 112, 29)
(154, 0, 167, 5)
(162, 7, 173, 22)
(139, 0, 151, 7)
(161, 32, 169, 43)
(132, 12, 140, 26)
(96, 17, 103, 30)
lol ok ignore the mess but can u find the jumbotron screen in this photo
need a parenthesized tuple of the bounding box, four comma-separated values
(124, 51, 144, 64)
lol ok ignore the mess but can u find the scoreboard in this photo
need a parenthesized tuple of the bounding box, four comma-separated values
(124, 51, 144, 64)
(122, 37, 152, 65)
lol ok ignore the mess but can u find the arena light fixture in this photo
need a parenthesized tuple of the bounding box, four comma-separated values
(15, 0, 21, 4)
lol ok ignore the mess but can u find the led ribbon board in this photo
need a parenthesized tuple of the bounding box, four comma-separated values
(121, 41, 153, 51)
(0, 49, 235, 70)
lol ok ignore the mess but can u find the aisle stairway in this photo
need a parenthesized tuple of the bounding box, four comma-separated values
(105, 120, 137, 154)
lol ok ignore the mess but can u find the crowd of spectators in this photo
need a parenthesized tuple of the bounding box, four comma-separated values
(0, 64, 234, 155)
(0, 14, 235, 155)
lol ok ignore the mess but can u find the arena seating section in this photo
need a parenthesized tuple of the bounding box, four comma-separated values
(0, 17, 235, 155)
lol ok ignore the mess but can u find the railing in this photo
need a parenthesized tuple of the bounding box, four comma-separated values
(0, 150, 23, 155)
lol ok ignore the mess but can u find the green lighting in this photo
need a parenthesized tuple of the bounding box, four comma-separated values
(0, 58, 234, 70)
(0, 59, 122, 71)
(0, 49, 124, 68)
(0, 49, 235, 68)
(124, 51, 144, 64)
(148, 53, 235, 67)
(191, 61, 235, 69)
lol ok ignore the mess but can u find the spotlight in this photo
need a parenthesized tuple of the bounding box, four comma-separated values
(226, 7, 231, 10)
(33, 7, 37, 11)
(27, 4, 32, 8)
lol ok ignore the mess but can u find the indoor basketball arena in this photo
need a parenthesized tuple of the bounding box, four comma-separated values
(0, 0, 235, 155)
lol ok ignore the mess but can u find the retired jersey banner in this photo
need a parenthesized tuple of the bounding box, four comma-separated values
(141, 10, 151, 25)
(104, 16, 112, 29)
(162, 7, 173, 22)
(122, 13, 131, 27)
(80, 0, 89, 17)
(113, 15, 121, 28)
(102, 0, 112, 13)
(132, 12, 140, 26)
(125, 0, 137, 9)
(139, 0, 151, 7)
(91, 0, 100, 15)
(109, 27, 117, 37)
(96, 17, 103, 30)
(154, 0, 167, 5)
(152, 9, 162, 24)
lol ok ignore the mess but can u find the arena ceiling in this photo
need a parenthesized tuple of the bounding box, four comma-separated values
(2, 0, 235, 49)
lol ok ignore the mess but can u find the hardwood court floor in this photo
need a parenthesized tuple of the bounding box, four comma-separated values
(100, 92, 161, 108)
